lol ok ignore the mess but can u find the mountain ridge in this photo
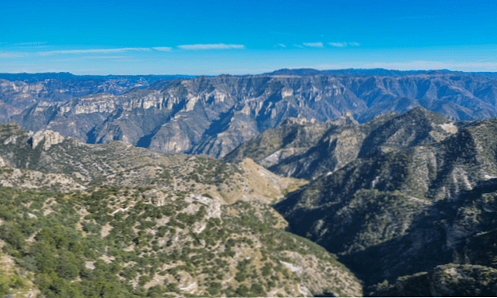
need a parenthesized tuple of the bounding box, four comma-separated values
(7, 70, 497, 158)
(272, 114, 497, 288)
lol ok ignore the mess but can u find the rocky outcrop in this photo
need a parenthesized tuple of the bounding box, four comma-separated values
(29, 129, 65, 150)
(0, 167, 86, 192)
(274, 116, 497, 285)
(0, 74, 188, 118)
(227, 107, 459, 179)
(0, 123, 303, 205)
(372, 264, 497, 296)
(9, 70, 497, 158)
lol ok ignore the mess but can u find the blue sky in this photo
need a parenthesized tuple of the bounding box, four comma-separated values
(1, 0, 497, 75)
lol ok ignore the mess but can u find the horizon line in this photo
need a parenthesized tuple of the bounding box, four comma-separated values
(0, 67, 495, 77)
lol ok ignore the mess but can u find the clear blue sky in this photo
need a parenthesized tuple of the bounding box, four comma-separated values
(1, 0, 497, 75)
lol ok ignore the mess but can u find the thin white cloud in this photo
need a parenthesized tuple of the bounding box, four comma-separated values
(39, 48, 150, 55)
(153, 47, 172, 51)
(0, 52, 28, 58)
(178, 44, 245, 50)
(277, 43, 286, 48)
(329, 42, 360, 47)
(13, 41, 48, 47)
(303, 42, 323, 48)
(81, 56, 129, 59)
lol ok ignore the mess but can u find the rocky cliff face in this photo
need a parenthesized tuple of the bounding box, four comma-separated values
(227, 107, 460, 179)
(274, 116, 497, 285)
(9, 71, 497, 158)
(0, 74, 186, 122)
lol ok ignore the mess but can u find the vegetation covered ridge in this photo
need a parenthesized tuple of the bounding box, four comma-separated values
(0, 186, 361, 297)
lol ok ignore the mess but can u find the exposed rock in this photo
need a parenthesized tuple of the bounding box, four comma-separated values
(0, 74, 189, 121)
(29, 129, 65, 150)
(142, 189, 167, 206)
(0, 167, 86, 192)
(229, 107, 458, 179)
(275, 116, 497, 285)
(11, 71, 497, 158)
(185, 194, 222, 219)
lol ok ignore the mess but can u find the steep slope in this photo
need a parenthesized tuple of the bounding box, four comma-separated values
(371, 264, 497, 296)
(0, 74, 186, 121)
(0, 124, 360, 297)
(274, 117, 497, 285)
(371, 228, 497, 296)
(0, 186, 362, 297)
(10, 71, 497, 158)
(228, 107, 459, 179)
(0, 124, 302, 205)
(357, 97, 487, 122)
(223, 116, 343, 167)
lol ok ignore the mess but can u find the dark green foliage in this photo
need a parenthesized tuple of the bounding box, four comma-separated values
(235, 284, 249, 297)
(206, 282, 221, 296)
(147, 285, 164, 297)
(250, 283, 265, 296)
(261, 262, 272, 276)
(78, 280, 119, 298)
(0, 184, 355, 297)
(36, 272, 81, 298)
(56, 251, 80, 279)
(139, 275, 151, 286)
(464, 229, 497, 269)
(0, 223, 26, 250)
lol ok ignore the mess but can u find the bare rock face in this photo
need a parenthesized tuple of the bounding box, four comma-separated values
(228, 107, 458, 179)
(185, 194, 222, 219)
(0, 74, 187, 121)
(29, 130, 66, 150)
(142, 189, 167, 206)
(275, 116, 497, 285)
(11, 70, 497, 159)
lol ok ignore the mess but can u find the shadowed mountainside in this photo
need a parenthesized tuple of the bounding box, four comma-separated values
(274, 116, 497, 289)
(6, 70, 497, 158)
(226, 107, 462, 179)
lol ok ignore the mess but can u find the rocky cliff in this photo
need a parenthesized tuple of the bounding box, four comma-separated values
(0, 73, 188, 121)
(274, 115, 497, 287)
(8, 70, 497, 158)
(227, 107, 460, 179)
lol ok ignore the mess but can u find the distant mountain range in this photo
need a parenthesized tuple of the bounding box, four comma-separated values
(1, 67, 497, 295)
(2, 69, 497, 158)
(265, 68, 497, 79)
(0, 73, 192, 122)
